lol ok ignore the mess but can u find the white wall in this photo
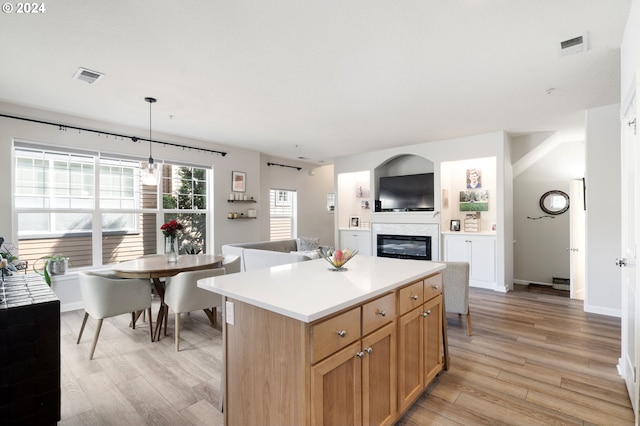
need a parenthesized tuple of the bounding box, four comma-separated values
(259, 154, 335, 247)
(512, 141, 585, 285)
(621, 0, 640, 106)
(440, 156, 497, 232)
(513, 178, 572, 284)
(585, 104, 622, 316)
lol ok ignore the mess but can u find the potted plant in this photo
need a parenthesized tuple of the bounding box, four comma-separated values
(33, 254, 70, 286)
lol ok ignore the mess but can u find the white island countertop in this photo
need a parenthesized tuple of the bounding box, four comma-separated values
(197, 255, 445, 323)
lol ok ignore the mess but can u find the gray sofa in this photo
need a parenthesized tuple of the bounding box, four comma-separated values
(221, 238, 322, 272)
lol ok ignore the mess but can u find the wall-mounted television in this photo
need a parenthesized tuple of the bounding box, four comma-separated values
(377, 172, 434, 212)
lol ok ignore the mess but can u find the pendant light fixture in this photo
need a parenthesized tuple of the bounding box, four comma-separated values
(141, 96, 159, 186)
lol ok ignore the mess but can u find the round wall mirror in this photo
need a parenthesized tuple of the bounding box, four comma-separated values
(539, 190, 570, 215)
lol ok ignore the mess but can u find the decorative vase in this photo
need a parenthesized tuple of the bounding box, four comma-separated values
(165, 236, 179, 263)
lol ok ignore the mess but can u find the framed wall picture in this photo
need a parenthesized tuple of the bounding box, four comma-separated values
(232, 171, 246, 192)
(459, 190, 489, 212)
(466, 168, 482, 189)
(450, 219, 461, 231)
(350, 216, 360, 228)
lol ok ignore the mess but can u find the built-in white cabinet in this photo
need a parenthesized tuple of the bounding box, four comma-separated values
(443, 233, 496, 289)
(340, 229, 373, 256)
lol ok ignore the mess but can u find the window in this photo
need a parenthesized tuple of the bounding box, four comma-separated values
(14, 144, 211, 268)
(269, 189, 296, 240)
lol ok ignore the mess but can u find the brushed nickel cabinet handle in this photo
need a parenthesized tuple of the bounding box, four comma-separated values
(411, 295, 419, 301)
(337, 330, 347, 337)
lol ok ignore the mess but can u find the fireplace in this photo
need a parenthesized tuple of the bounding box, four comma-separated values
(376, 234, 431, 261)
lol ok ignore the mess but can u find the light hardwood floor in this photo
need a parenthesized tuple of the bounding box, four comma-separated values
(60, 287, 634, 425)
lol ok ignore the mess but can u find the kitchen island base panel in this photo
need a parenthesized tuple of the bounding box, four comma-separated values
(225, 298, 310, 426)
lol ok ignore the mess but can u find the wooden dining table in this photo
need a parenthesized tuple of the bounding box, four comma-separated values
(112, 254, 223, 341)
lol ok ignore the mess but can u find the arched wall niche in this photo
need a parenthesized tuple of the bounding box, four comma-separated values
(374, 154, 434, 199)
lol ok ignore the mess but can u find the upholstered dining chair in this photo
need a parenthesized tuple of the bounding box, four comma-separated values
(77, 271, 153, 360)
(164, 267, 226, 351)
(441, 261, 472, 335)
(222, 254, 241, 274)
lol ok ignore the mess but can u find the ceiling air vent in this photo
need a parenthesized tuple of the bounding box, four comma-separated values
(559, 33, 588, 56)
(73, 67, 104, 84)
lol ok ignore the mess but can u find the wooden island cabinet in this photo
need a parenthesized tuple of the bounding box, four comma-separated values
(198, 256, 448, 426)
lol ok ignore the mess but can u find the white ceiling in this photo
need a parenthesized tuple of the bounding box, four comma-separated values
(0, 1, 631, 164)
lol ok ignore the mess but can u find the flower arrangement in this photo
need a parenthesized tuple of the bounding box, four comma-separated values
(160, 220, 183, 238)
(322, 248, 358, 271)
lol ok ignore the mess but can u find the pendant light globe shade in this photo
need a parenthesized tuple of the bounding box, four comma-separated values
(141, 96, 159, 186)
(141, 159, 159, 185)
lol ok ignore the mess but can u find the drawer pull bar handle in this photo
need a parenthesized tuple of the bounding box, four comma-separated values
(377, 310, 387, 317)
(337, 330, 347, 337)
(411, 295, 419, 301)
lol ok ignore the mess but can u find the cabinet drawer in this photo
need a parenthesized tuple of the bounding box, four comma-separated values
(311, 307, 361, 364)
(362, 292, 396, 336)
(424, 273, 443, 301)
(399, 280, 424, 315)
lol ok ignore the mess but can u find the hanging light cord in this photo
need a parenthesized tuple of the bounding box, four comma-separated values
(146, 97, 156, 163)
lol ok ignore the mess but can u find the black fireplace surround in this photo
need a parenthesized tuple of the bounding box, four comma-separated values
(376, 234, 431, 261)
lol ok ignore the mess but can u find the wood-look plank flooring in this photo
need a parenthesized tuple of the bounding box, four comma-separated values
(59, 287, 634, 425)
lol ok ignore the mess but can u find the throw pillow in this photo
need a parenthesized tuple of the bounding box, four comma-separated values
(297, 236, 320, 251)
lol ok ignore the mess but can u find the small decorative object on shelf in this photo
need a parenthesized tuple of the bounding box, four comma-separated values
(161, 219, 183, 263)
(464, 212, 480, 232)
(321, 248, 358, 271)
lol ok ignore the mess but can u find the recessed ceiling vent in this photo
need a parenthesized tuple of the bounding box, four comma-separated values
(73, 67, 104, 84)
(559, 33, 588, 56)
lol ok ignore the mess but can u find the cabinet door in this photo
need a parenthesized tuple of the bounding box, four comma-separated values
(397, 306, 424, 413)
(468, 237, 496, 284)
(341, 231, 359, 252)
(444, 236, 467, 262)
(423, 295, 443, 385)
(311, 341, 362, 426)
(362, 322, 397, 426)
(340, 230, 372, 256)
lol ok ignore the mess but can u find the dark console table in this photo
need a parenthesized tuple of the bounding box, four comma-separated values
(0, 273, 61, 424)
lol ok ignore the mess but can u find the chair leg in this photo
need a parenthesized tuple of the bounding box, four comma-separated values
(202, 308, 216, 325)
(164, 305, 169, 337)
(147, 307, 154, 342)
(89, 318, 104, 360)
(77, 312, 89, 344)
(131, 312, 136, 329)
(175, 312, 181, 352)
(466, 307, 473, 336)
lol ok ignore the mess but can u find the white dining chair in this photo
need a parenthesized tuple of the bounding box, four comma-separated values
(222, 254, 241, 274)
(442, 261, 472, 335)
(164, 267, 226, 351)
(77, 271, 153, 360)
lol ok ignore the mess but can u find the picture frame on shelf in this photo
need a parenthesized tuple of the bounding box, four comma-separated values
(450, 219, 461, 232)
(350, 216, 360, 228)
(232, 171, 246, 192)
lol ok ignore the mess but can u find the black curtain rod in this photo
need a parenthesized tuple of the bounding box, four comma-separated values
(0, 113, 227, 157)
(267, 162, 301, 171)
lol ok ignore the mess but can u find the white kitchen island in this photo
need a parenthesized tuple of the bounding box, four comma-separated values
(198, 255, 447, 426)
